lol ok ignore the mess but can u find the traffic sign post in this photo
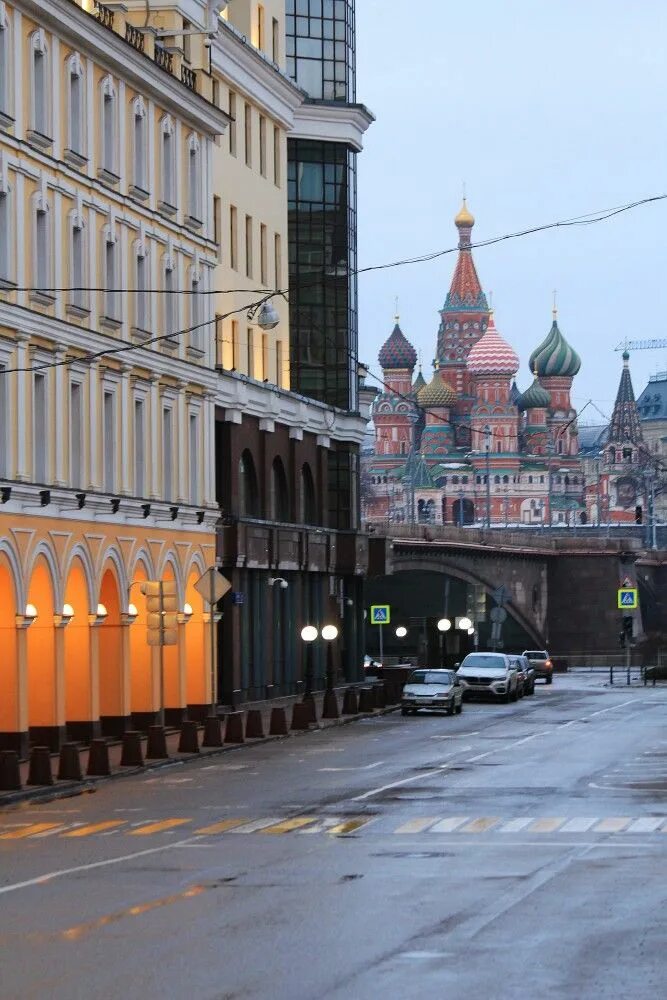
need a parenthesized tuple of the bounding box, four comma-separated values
(195, 568, 232, 713)
(370, 605, 391, 663)
(617, 588, 638, 610)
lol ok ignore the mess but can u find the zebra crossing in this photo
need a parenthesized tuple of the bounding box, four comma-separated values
(1, 813, 667, 841)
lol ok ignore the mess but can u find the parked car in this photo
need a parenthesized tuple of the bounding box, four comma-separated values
(401, 669, 463, 716)
(364, 655, 382, 676)
(509, 654, 535, 696)
(456, 652, 519, 703)
(522, 650, 553, 684)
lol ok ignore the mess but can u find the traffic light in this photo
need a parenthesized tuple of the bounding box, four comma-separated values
(635, 505, 643, 524)
(140, 580, 179, 646)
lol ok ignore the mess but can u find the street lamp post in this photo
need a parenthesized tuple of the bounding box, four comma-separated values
(300, 625, 318, 698)
(484, 425, 492, 528)
(322, 624, 338, 694)
(437, 617, 451, 667)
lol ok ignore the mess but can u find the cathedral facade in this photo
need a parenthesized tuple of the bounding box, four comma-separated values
(363, 202, 585, 526)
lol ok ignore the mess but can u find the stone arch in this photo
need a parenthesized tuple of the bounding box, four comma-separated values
(26, 553, 58, 745)
(63, 555, 93, 739)
(128, 554, 152, 716)
(0, 549, 19, 744)
(97, 560, 125, 731)
(127, 546, 156, 599)
(0, 536, 23, 610)
(157, 549, 184, 606)
(96, 545, 128, 606)
(159, 552, 184, 716)
(62, 542, 96, 614)
(25, 539, 62, 612)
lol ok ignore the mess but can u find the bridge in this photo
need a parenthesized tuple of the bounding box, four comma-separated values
(366, 523, 667, 655)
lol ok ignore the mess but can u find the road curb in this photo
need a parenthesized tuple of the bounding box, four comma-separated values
(0, 706, 399, 812)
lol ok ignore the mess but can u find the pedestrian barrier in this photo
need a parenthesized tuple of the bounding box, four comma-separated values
(120, 731, 144, 767)
(245, 709, 264, 739)
(57, 743, 83, 782)
(86, 738, 111, 776)
(302, 693, 317, 724)
(373, 684, 387, 710)
(291, 702, 311, 731)
(322, 690, 340, 720)
(269, 706, 288, 736)
(0, 750, 22, 791)
(202, 715, 223, 747)
(145, 725, 169, 760)
(358, 687, 375, 713)
(342, 687, 359, 715)
(178, 720, 200, 754)
(224, 712, 245, 744)
(27, 746, 54, 786)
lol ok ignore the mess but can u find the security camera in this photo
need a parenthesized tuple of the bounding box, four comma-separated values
(204, 35, 213, 48)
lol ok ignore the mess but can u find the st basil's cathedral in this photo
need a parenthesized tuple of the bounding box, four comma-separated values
(363, 200, 585, 526)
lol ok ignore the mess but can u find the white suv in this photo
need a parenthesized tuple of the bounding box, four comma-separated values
(457, 652, 519, 703)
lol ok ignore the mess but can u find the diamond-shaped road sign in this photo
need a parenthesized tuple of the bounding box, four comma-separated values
(194, 568, 232, 606)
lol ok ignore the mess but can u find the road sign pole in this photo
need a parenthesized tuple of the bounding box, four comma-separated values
(379, 623, 384, 664)
(626, 636, 631, 687)
(158, 581, 165, 728)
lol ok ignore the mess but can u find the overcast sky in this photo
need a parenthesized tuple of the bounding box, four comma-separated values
(355, 0, 667, 422)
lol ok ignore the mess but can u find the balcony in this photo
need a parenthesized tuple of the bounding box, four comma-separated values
(154, 43, 174, 75)
(92, 1, 115, 31)
(125, 22, 145, 53)
(181, 65, 197, 92)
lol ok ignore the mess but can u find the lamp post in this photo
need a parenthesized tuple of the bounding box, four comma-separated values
(322, 624, 339, 694)
(484, 425, 492, 528)
(268, 577, 288, 695)
(437, 617, 451, 667)
(300, 625, 318, 697)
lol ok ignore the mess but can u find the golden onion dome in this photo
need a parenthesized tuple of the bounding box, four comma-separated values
(417, 372, 457, 408)
(454, 198, 475, 228)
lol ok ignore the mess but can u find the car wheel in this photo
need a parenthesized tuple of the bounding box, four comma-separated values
(546, 675, 553, 685)
(510, 686, 518, 702)
(447, 698, 456, 716)
(504, 690, 512, 704)
(518, 685, 524, 699)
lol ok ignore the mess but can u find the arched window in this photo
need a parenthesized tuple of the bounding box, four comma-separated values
(30, 30, 50, 141)
(0, 5, 11, 124)
(187, 133, 202, 223)
(239, 450, 260, 517)
(502, 475, 509, 484)
(66, 53, 85, 161)
(99, 75, 118, 180)
(160, 115, 176, 210)
(494, 475, 500, 485)
(134, 239, 149, 333)
(300, 463, 316, 524)
(132, 97, 148, 195)
(270, 456, 289, 522)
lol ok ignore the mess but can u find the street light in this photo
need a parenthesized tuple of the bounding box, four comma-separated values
(322, 624, 339, 693)
(395, 626, 407, 639)
(301, 625, 318, 697)
(437, 617, 451, 667)
(457, 616, 473, 631)
(437, 618, 452, 632)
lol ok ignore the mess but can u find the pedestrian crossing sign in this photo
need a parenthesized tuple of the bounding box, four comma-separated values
(617, 588, 638, 610)
(370, 605, 391, 625)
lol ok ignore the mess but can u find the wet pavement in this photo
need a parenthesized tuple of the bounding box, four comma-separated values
(1, 675, 665, 999)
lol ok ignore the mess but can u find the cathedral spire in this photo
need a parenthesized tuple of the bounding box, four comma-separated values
(443, 199, 488, 314)
(609, 351, 643, 445)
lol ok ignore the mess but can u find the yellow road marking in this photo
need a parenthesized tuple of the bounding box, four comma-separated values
(195, 819, 249, 835)
(129, 819, 191, 836)
(461, 817, 500, 833)
(329, 818, 372, 836)
(594, 817, 631, 833)
(396, 818, 439, 834)
(63, 821, 126, 838)
(260, 818, 317, 834)
(529, 818, 566, 833)
(0, 823, 63, 840)
(61, 885, 207, 942)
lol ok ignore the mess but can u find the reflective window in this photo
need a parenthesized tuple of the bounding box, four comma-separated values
(285, 0, 356, 102)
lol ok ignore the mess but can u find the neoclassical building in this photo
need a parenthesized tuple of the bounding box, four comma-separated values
(363, 202, 586, 527)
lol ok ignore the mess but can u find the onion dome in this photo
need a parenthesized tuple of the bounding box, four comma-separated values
(467, 313, 519, 376)
(413, 367, 426, 393)
(519, 377, 551, 411)
(455, 198, 475, 228)
(417, 371, 457, 408)
(378, 319, 417, 371)
(529, 310, 581, 377)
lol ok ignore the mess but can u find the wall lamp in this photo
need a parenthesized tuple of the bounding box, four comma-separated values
(39, 489, 51, 507)
(76, 492, 86, 509)
(178, 602, 194, 625)
(25, 603, 38, 624)
(395, 626, 408, 638)
(125, 603, 139, 625)
(1, 487, 11, 504)
(110, 497, 121, 514)
(141, 503, 151, 519)
(90, 603, 108, 626)
(59, 603, 75, 627)
(170, 506, 179, 521)
(456, 616, 473, 631)
(197, 510, 205, 525)
(268, 577, 289, 589)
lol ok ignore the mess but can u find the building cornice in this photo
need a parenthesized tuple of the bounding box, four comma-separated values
(290, 102, 375, 153)
(16, 0, 230, 136)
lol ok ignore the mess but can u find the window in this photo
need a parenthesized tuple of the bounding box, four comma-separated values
(104, 235, 119, 321)
(31, 31, 50, 138)
(135, 248, 148, 332)
(273, 126, 281, 186)
(132, 98, 147, 193)
(213, 196, 222, 245)
(259, 116, 267, 177)
(245, 215, 253, 278)
(190, 273, 202, 351)
(247, 328, 255, 378)
(161, 117, 176, 209)
(69, 217, 86, 311)
(244, 103, 252, 167)
(164, 262, 176, 338)
(272, 17, 279, 63)
(182, 18, 192, 63)
(285, 0, 356, 102)
(0, 362, 6, 476)
(274, 233, 282, 289)
(239, 450, 260, 517)
(327, 445, 356, 530)
(270, 457, 289, 521)
(262, 333, 269, 381)
(229, 205, 238, 270)
(187, 134, 202, 222)
(103, 390, 115, 492)
(70, 381, 83, 487)
(0, 187, 10, 283)
(100, 76, 117, 179)
(33, 373, 47, 482)
(212, 79, 220, 107)
(35, 204, 50, 292)
(67, 55, 85, 158)
(301, 464, 316, 524)
(256, 4, 265, 50)
(228, 91, 237, 156)
(163, 408, 173, 501)
(231, 320, 240, 369)
(0, 8, 10, 122)
(134, 399, 145, 496)
(260, 224, 267, 285)
(189, 413, 198, 504)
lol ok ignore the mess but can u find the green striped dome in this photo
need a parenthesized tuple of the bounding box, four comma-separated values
(529, 317, 581, 378)
(518, 378, 551, 411)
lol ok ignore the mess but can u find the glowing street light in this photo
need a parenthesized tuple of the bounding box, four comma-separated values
(395, 626, 408, 638)
(437, 618, 451, 632)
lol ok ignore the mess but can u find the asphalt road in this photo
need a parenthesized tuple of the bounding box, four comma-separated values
(1, 675, 666, 1000)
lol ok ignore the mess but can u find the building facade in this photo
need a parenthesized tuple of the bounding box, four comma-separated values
(363, 203, 585, 528)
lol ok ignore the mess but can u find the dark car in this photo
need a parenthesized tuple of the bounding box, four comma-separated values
(509, 654, 535, 696)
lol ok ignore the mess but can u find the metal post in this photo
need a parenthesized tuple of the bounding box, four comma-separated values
(609, 660, 614, 685)
(209, 572, 217, 715)
(650, 478, 657, 550)
(305, 641, 314, 697)
(158, 581, 165, 727)
(325, 639, 334, 693)
(626, 639, 631, 686)
(378, 623, 384, 664)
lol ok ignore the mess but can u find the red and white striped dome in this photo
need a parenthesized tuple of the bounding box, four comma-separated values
(467, 313, 519, 376)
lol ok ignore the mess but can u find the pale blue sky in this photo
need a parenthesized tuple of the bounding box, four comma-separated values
(355, 0, 667, 420)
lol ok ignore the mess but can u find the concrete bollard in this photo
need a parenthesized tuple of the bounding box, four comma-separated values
(224, 712, 245, 744)
(178, 720, 200, 754)
(120, 731, 144, 767)
(202, 715, 223, 747)
(145, 725, 169, 760)
(302, 693, 317, 725)
(373, 684, 387, 710)
(291, 702, 311, 731)
(57, 743, 83, 782)
(269, 706, 288, 736)
(322, 690, 340, 720)
(358, 687, 375, 713)
(0, 750, 22, 791)
(86, 738, 111, 777)
(342, 687, 359, 715)
(245, 709, 265, 739)
(28, 746, 54, 786)
(383, 681, 398, 705)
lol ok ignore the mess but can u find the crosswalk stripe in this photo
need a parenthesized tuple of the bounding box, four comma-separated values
(498, 818, 535, 833)
(195, 819, 248, 835)
(63, 821, 126, 838)
(0, 823, 63, 840)
(528, 818, 566, 833)
(560, 818, 598, 833)
(329, 818, 373, 835)
(461, 817, 500, 833)
(129, 819, 191, 836)
(228, 818, 284, 834)
(594, 817, 632, 833)
(297, 818, 342, 834)
(260, 818, 317, 835)
(429, 817, 469, 833)
(395, 818, 439, 834)
(627, 818, 664, 834)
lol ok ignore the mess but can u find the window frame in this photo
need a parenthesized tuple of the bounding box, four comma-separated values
(65, 52, 86, 167)
(0, 4, 13, 128)
(159, 115, 177, 214)
(130, 96, 149, 200)
(29, 30, 51, 146)
(98, 75, 119, 185)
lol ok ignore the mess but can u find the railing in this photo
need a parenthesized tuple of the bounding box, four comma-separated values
(93, 0, 115, 30)
(181, 65, 197, 92)
(154, 43, 174, 74)
(125, 22, 145, 53)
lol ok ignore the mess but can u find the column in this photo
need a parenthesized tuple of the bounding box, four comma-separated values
(119, 364, 132, 495)
(88, 361, 101, 489)
(176, 380, 187, 502)
(14, 334, 30, 482)
(149, 374, 160, 499)
(53, 344, 67, 485)
(203, 392, 216, 507)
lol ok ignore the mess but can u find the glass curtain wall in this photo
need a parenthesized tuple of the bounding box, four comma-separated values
(286, 0, 356, 102)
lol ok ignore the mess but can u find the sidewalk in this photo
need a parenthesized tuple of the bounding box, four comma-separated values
(0, 685, 398, 809)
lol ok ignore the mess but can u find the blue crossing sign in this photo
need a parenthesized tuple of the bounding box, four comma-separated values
(370, 605, 391, 625)
(617, 588, 638, 610)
